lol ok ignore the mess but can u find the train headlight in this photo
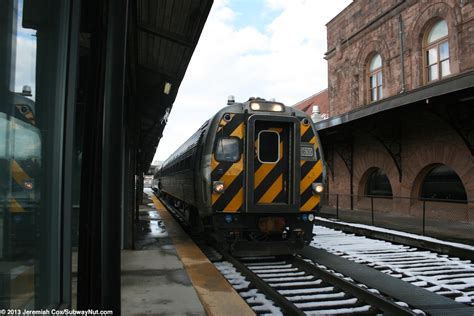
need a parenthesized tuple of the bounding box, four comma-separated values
(308, 214, 315, 222)
(213, 181, 225, 193)
(312, 183, 324, 194)
(271, 104, 283, 112)
(250, 102, 261, 111)
(23, 180, 34, 190)
(250, 102, 285, 112)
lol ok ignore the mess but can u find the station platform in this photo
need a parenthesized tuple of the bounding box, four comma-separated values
(121, 190, 254, 315)
(319, 206, 474, 245)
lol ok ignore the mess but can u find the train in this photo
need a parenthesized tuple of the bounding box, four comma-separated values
(155, 97, 325, 256)
(0, 91, 40, 259)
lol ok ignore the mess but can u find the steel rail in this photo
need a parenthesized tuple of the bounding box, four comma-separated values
(287, 256, 416, 316)
(218, 251, 305, 316)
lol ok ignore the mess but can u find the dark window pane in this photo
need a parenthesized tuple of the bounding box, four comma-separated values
(370, 75, 376, 89)
(365, 169, 393, 197)
(371, 88, 377, 101)
(258, 131, 280, 163)
(215, 138, 240, 163)
(421, 165, 467, 201)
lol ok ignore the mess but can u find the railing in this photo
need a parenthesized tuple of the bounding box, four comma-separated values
(318, 193, 474, 245)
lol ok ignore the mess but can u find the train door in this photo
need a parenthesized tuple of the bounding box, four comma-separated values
(246, 116, 300, 212)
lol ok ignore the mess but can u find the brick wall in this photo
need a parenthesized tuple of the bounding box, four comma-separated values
(326, 0, 474, 116)
(293, 89, 329, 119)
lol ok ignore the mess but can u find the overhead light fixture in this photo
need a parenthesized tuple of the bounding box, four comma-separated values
(164, 82, 172, 95)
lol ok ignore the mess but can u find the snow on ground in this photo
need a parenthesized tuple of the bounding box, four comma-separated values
(214, 261, 282, 315)
(312, 225, 474, 305)
(316, 217, 474, 251)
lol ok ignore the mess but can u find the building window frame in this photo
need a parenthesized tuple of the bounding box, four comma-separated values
(364, 167, 393, 198)
(420, 164, 467, 203)
(424, 19, 450, 83)
(368, 54, 383, 102)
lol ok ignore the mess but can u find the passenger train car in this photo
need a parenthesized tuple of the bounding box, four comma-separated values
(156, 97, 325, 255)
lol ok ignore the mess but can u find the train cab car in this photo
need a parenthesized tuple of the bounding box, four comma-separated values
(0, 92, 40, 259)
(157, 97, 325, 256)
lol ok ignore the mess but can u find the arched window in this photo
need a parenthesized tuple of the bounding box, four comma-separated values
(365, 168, 392, 197)
(421, 165, 467, 202)
(368, 54, 383, 102)
(425, 20, 450, 82)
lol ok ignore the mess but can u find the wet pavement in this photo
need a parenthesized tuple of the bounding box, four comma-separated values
(121, 195, 206, 315)
(122, 192, 254, 315)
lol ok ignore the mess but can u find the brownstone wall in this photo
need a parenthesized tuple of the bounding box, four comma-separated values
(322, 0, 474, 224)
(326, 112, 474, 222)
(326, 0, 474, 116)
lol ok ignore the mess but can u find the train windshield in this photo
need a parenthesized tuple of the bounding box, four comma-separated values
(258, 130, 280, 163)
(215, 137, 240, 162)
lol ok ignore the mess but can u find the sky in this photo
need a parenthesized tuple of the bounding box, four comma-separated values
(153, 0, 352, 163)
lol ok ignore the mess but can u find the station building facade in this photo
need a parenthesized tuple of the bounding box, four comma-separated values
(316, 0, 474, 223)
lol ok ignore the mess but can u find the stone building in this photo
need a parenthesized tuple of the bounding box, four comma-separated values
(316, 0, 474, 223)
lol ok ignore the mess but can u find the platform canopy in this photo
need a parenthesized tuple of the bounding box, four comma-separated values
(128, 0, 213, 172)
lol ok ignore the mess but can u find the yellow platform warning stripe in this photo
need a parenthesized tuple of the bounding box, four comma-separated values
(151, 196, 255, 316)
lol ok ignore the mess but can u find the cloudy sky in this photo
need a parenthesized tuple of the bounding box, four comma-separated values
(153, 0, 351, 163)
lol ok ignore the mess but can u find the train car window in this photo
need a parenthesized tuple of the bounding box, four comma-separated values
(258, 130, 280, 164)
(215, 137, 240, 162)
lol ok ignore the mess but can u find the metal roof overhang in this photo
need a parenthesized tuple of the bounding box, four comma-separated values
(316, 70, 474, 131)
(128, 0, 213, 172)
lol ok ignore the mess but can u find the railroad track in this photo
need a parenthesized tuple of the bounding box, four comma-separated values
(312, 225, 474, 307)
(214, 253, 417, 315)
(158, 196, 474, 314)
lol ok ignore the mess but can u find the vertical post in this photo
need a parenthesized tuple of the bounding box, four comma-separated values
(101, 0, 128, 312)
(422, 200, 426, 236)
(336, 194, 339, 219)
(61, 0, 81, 305)
(371, 196, 374, 226)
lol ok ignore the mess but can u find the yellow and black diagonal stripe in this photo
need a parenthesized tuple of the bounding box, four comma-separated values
(253, 127, 286, 204)
(300, 121, 323, 211)
(212, 113, 245, 213)
(9, 160, 33, 213)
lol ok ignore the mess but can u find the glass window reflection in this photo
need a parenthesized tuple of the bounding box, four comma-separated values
(1, 0, 71, 309)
